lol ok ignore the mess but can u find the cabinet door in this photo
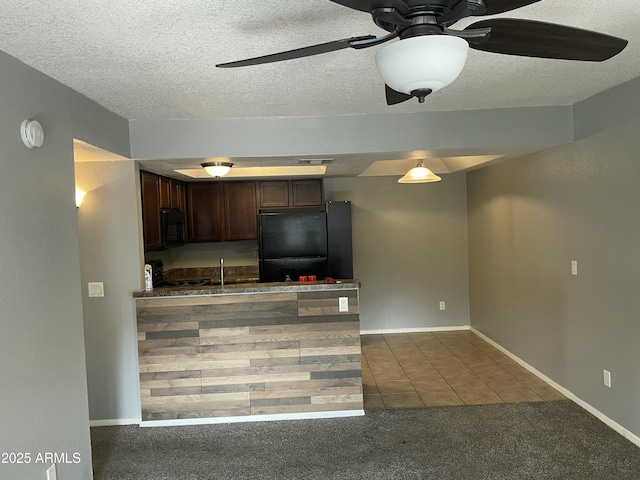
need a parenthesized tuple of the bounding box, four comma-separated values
(187, 183, 223, 242)
(141, 171, 162, 251)
(291, 180, 323, 207)
(259, 181, 289, 208)
(224, 181, 258, 241)
(170, 180, 183, 211)
(159, 176, 172, 209)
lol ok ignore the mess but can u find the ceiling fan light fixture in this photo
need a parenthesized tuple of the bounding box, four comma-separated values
(201, 161, 233, 177)
(375, 35, 469, 95)
(398, 160, 442, 184)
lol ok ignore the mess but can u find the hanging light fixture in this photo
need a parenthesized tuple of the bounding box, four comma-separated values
(398, 160, 441, 184)
(375, 36, 469, 102)
(201, 161, 233, 178)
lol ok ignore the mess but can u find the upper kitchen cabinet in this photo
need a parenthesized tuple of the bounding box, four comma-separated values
(258, 179, 323, 209)
(187, 183, 224, 242)
(292, 180, 323, 207)
(223, 181, 258, 241)
(141, 171, 163, 251)
(170, 180, 185, 211)
(159, 176, 185, 211)
(259, 180, 289, 208)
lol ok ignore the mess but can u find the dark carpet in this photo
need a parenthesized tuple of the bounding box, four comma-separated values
(91, 401, 640, 480)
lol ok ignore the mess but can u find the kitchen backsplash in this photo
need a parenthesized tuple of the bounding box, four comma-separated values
(146, 240, 258, 270)
(164, 265, 259, 282)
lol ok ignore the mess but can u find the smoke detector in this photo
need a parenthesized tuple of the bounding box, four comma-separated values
(21, 119, 44, 149)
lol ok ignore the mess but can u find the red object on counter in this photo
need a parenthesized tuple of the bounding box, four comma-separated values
(299, 276, 307, 282)
(324, 277, 337, 284)
(308, 275, 317, 282)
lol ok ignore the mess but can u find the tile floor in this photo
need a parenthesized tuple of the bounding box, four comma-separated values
(362, 331, 566, 409)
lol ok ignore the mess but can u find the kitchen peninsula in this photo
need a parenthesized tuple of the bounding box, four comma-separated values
(133, 280, 363, 426)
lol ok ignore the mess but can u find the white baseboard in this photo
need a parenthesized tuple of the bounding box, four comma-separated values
(139, 409, 365, 428)
(90, 418, 141, 427)
(361, 325, 470, 335)
(470, 327, 640, 448)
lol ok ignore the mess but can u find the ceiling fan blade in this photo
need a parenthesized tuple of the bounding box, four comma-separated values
(329, 0, 409, 15)
(480, 0, 542, 15)
(467, 19, 628, 61)
(216, 36, 375, 68)
(385, 85, 413, 105)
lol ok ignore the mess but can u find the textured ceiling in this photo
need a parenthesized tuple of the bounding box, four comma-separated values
(1, 0, 639, 121)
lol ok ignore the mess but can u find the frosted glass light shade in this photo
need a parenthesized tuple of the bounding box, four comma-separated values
(375, 35, 469, 94)
(202, 162, 233, 177)
(398, 161, 442, 184)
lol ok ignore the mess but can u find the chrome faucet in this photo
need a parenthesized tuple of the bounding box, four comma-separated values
(220, 258, 224, 287)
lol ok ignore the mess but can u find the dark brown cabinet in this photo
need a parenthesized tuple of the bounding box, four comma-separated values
(141, 171, 163, 251)
(159, 177, 171, 209)
(141, 171, 187, 252)
(258, 179, 323, 209)
(148, 178, 323, 247)
(291, 180, 323, 207)
(186, 183, 224, 242)
(259, 180, 289, 208)
(224, 182, 258, 241)
(160, 177, 185, 211)
(170, 180, 184, 211)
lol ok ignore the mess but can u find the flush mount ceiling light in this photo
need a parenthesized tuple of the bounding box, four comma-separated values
(398, 160, 441, 184)
(201, 161, 233, 178)
(375, 35, 468, 103)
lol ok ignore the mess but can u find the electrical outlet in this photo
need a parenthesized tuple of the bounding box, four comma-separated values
(439, 301, 446, 311)
(88, 282, 104, 297)
(603, 369, 611, 388)
(571, 260, 578, 276)
(338, 297, 349, 312)
(46, 464, 57, 480)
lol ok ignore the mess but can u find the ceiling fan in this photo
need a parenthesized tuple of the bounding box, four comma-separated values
(216, 0, 628, 105)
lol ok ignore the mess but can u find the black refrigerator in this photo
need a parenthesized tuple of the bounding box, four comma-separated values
(258, 209, 329, 283)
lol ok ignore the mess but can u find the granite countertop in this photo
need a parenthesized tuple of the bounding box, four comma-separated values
(133, 279, 361, 298)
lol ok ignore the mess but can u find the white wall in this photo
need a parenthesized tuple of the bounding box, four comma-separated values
(0, 51, 129, 480)
(75, 159, 142, 423)
(324, 175, 470, 332)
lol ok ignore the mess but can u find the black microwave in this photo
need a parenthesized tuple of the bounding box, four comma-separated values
(160, 210, 187, 249)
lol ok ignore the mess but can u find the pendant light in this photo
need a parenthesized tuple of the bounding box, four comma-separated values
(201, 161, 233, 177)
(398, 160, 441, 184)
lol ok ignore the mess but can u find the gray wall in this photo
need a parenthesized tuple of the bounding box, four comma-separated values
(0, 51, 129, 479)
(324, 175, 470, 331)
(467, 117, 640, 439)
(130, 106, 573, 160)
(76, 159, 142, 423)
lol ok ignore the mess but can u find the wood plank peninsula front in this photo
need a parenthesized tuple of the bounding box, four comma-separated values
(133, 281, 363, 425)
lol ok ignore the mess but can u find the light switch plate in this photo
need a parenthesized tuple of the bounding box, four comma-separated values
(46, 464, 57, 480)
(571, 260, 578, 276)
(88, 282, 104, 297)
